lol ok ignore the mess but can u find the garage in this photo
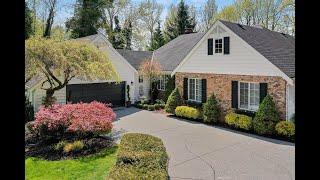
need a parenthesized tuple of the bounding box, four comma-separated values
(66, 82, 126, 107)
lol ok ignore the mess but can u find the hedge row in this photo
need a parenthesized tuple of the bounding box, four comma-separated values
(135, 103, 165, 111)
(107, 133, 169, 180)
(175, 106, 201, 120)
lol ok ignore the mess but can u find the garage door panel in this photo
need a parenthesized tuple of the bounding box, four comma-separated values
(66, 82, 125, 107)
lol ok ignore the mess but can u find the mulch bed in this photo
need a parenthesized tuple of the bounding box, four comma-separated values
(25, 132, 115, 161)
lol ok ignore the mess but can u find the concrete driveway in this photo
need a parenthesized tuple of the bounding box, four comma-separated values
(112, 107, 295, 180)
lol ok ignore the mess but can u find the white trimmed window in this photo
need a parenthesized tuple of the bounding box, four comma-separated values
(215, 39, 223, 53)
(239, 82, 260, 111)
(188, 78, 202, 102)
(157, 75, 168, 91)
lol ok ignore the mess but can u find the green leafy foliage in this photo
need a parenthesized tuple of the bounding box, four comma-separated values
(107, 133, 168, 180)
(225, 113, 252, 131)
(275, 121, 295, 138)
(164, 75, 175, 102)
(26, 37, 119, 105)
(252, 95, 280, 135)
(165, 87, 184, 114)
(25, 2, 34, 39)
(203, 94, 220, 124)
(66, 0, 106, 38)
(175, 106, 201, 120)
(149, 21, 165, 51)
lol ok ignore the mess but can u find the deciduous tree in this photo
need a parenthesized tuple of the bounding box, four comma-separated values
(25, 37, 119, 105)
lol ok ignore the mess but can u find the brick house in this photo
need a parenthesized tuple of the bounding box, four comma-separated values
(153, 20, 295, 121)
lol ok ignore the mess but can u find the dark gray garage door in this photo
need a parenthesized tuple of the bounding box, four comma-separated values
(66, 82, 125, 107)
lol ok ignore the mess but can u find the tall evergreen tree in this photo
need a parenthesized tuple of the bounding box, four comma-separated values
(123, 19, 132, 50)
(66, 0, 106, 38)
(112, 16, 125, 49)
(163, 5, 179, 43)
(149, 21, 165, 51)
(25, 2, 34, 39)
(163, 1, 196, 43)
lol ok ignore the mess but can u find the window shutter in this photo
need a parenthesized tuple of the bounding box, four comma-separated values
(201, 79, 207, 103)
(224, 37, 230, 54)
(183, 78, 188, 100)
(231, 81, 238, 108)
(208, 38, 213, 55)
(259, 83, 268, 103)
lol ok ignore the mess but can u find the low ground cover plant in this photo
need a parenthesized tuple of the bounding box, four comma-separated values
(107, 133, 168, 179)
(175, 106, 201, 120)
(275, 121, 295, 138)
(225, 113, 252, 131)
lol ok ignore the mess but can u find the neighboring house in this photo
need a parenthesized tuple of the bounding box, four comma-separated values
(26, 20, 295, 121)
(166, 20, 295, 120)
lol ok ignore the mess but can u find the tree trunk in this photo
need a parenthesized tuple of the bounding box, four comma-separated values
(43, 89, 56, 107)
(43, 0, 57, 38)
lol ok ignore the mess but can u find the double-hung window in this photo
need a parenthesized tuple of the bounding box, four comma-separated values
(215, 39, 222, 53)
(157, 75, 167, 91)
(188, 78, 202, 102)
(239, 82, 260, 111)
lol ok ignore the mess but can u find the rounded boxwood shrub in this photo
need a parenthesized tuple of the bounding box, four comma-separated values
(225, 113, 237, 126)
(148, 105, 155, 111)
(175, 106, 200, 120)
(275, 121, 295, 138)
(225, 113, 252, 130)
(165, 88, 183, 114)
(252, 95, 280, 135)
(203, 94, 220, 124)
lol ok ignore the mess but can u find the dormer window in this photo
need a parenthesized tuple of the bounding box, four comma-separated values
(215, 39, 223, 53)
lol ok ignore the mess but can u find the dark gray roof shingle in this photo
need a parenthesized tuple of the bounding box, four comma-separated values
(220, 20, 295, 77)
(153, 32, 206, 71)
(116, 49, 153, 70)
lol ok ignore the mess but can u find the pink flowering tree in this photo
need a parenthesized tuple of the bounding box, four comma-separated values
(30, 101, 116, 138)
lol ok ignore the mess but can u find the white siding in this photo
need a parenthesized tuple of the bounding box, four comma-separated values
(286, 82, 295, 120)
(134, 75, 150, 102)
(176, 24, 290, 81)
(32, 87, 66, 112)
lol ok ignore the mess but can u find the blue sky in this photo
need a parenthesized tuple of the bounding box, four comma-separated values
(55, 0, 234, 26)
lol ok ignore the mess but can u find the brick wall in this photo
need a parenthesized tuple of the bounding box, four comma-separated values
(175, 72, 287, 121)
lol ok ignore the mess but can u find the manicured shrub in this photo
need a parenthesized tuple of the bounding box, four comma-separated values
(164, 75, 175, 102)
(54, 140, 67, 151)
(30, 101, 116, 137)
(225, 113, 252, 131)
(225, 113, 237, 127)
(203, 94, 220, 124)
(155, 99, 165, 105)
(63, 140, 84, 153)
(236, 114, 252, 130)
(25, 95, 34, 123)
(159, 104, 165, 109)
(107, 133, 168, 180)
(175, 106, 201, 120)
(252, 95, 280, 135)
(142, 104, 148, 110)
(165, 88, 183, 114)
(275, 121, 295, 138)
(147, 105, 155, 111)
(154, 104, 161, 110)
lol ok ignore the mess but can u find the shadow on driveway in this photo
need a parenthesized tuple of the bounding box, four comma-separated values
(113, 107, 142, 120)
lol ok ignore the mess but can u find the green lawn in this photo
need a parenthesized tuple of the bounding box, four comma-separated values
(26, 146, 118, 180)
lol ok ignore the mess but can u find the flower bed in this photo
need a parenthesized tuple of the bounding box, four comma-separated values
(107, 133, 169, 179)
(25, 101, 117, 160)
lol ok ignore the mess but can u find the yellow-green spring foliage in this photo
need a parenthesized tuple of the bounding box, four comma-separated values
(275, 121, 295, 137)
(175, 106, 201, 120)
(225, 113, 252, 130)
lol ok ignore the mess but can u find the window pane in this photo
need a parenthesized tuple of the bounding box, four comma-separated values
(240, 82, 248, 109)
(189, 79, 195, 100)
(195, 79, 202, 102)
(249, 83, 260, 110)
